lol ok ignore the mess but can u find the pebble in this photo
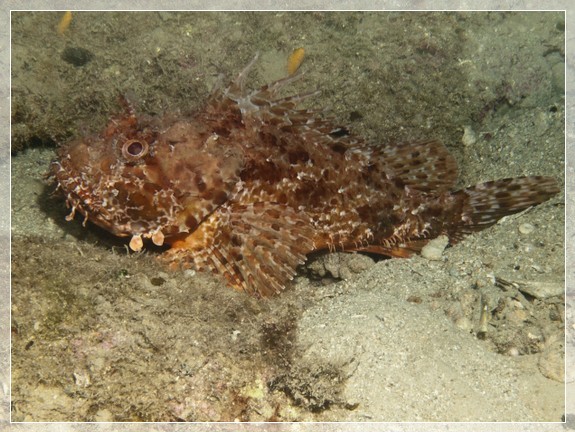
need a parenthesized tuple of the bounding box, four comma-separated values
(454, 317, 472, 332)
(538, 338, 565, 382)
(516, 280, 564, 299)
(518, 223, 535, 234)
(421, 235, 449, 261)
(462, 126, 477, 147)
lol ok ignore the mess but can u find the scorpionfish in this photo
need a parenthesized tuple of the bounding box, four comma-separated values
(51, 54, 560, 297)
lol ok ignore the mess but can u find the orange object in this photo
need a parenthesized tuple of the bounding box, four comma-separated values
(50, 54, 560, 299)
(57, 11, 72, 35)
(287, 47, 305, 75)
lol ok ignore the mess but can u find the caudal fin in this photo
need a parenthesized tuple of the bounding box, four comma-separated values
(448, 176, 560, 242)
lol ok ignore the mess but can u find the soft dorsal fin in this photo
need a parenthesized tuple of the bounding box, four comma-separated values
(373, 140, 459, 193)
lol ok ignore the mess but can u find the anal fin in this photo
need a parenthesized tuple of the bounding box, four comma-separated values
(349, 239, 429, 258)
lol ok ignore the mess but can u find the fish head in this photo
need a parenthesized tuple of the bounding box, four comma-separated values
(51, 108, 243, 251)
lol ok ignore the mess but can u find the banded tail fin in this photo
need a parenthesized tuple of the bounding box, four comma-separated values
(448, 176, 560, 242)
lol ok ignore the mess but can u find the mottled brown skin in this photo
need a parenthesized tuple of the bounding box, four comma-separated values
(52, 55, 560, 297)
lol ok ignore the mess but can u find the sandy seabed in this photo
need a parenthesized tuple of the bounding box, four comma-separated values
(10, 11, 567, 423)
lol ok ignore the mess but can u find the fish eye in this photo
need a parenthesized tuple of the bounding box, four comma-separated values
(122, 139, 149, 161)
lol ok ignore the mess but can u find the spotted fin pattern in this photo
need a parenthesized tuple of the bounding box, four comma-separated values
(164, 202, 314, 298)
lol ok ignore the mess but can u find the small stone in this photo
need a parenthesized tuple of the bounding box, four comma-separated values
(518, 223, 535, 234)
(73, 370, 91, 387)
(421, 235, 449, 260)
(462, 126, 477, 147)
(516, 280, 564, 299)
(455, 317, 472, 332)
(538, 339, 565, 382)
(306, 252, 374, 280)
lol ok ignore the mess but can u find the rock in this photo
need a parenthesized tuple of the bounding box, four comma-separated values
(307, 252, 374, 280)
(538, 337, 564, 382)
(462, 126, 477, 146)
(516, 280, 564, 299)
(518, 223, 535, 234)
(421, 235, 449, 261)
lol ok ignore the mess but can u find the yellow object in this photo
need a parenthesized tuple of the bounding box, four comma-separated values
(57, 11, 72, 35)
(287, 47, 305, 75)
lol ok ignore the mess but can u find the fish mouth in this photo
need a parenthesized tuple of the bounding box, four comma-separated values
(53, 166, 170, 251)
